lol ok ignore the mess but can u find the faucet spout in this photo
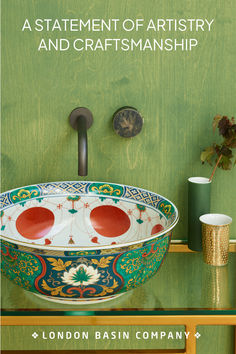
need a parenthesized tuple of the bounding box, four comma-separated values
(77, 115, 88, 176)
(69, 107, 93, 176)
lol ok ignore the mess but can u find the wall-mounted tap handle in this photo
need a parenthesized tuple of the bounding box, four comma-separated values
(113, 107, 143, 138)
(69, 107, 93, 176)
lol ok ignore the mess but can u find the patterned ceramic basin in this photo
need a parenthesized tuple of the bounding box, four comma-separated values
(0, 181, 178, 304)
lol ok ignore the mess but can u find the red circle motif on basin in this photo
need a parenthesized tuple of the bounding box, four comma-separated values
(16, 207, 55, 240)
(151, 224, 164, 235)
(90, 205, 131, 237)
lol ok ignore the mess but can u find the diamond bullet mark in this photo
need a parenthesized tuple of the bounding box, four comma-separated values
(194, 332, 201, 339)
(32, 332, 38, 339)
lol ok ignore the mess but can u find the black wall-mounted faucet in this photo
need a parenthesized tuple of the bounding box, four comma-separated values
(69, 107, 93, 176)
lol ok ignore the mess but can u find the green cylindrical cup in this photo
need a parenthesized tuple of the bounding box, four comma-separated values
(188, 177, 211, 251)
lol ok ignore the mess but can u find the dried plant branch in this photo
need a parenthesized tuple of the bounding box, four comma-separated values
(201, 115, 236, 181)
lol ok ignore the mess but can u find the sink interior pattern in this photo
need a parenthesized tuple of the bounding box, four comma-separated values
(0, 182, 177, 251)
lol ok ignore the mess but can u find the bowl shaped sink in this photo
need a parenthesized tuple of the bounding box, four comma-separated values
(0, 181, 178, 304)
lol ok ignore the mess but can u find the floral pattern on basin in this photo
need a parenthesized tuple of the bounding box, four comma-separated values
(62, 264, 101, 286)
(0, 181, 178, 303)
(0, 233, 170, 299)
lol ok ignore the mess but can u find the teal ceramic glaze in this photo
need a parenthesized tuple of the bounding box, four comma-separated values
(0, 181, 178, 304)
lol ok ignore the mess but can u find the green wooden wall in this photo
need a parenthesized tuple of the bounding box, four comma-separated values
(1, 0, 236, 241)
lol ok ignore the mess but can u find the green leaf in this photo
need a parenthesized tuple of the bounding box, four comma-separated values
(202, 115, 236, 175)
(213, 115, 222, 132)
(219, 156, 232, 170)
(200, 146, 215, 164)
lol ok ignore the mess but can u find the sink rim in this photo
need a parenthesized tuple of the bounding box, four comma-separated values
(0, 180, 179, 251)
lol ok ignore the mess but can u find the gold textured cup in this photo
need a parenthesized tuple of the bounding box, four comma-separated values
(200, 214, 232, 266)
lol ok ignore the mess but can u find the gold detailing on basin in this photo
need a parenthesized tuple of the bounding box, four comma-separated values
(160, 203, 172, 215)
(12, 189, 39, 201)
(91, 184, 121, 196)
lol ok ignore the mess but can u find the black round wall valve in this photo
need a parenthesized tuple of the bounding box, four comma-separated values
(113, 107, 143, 138)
